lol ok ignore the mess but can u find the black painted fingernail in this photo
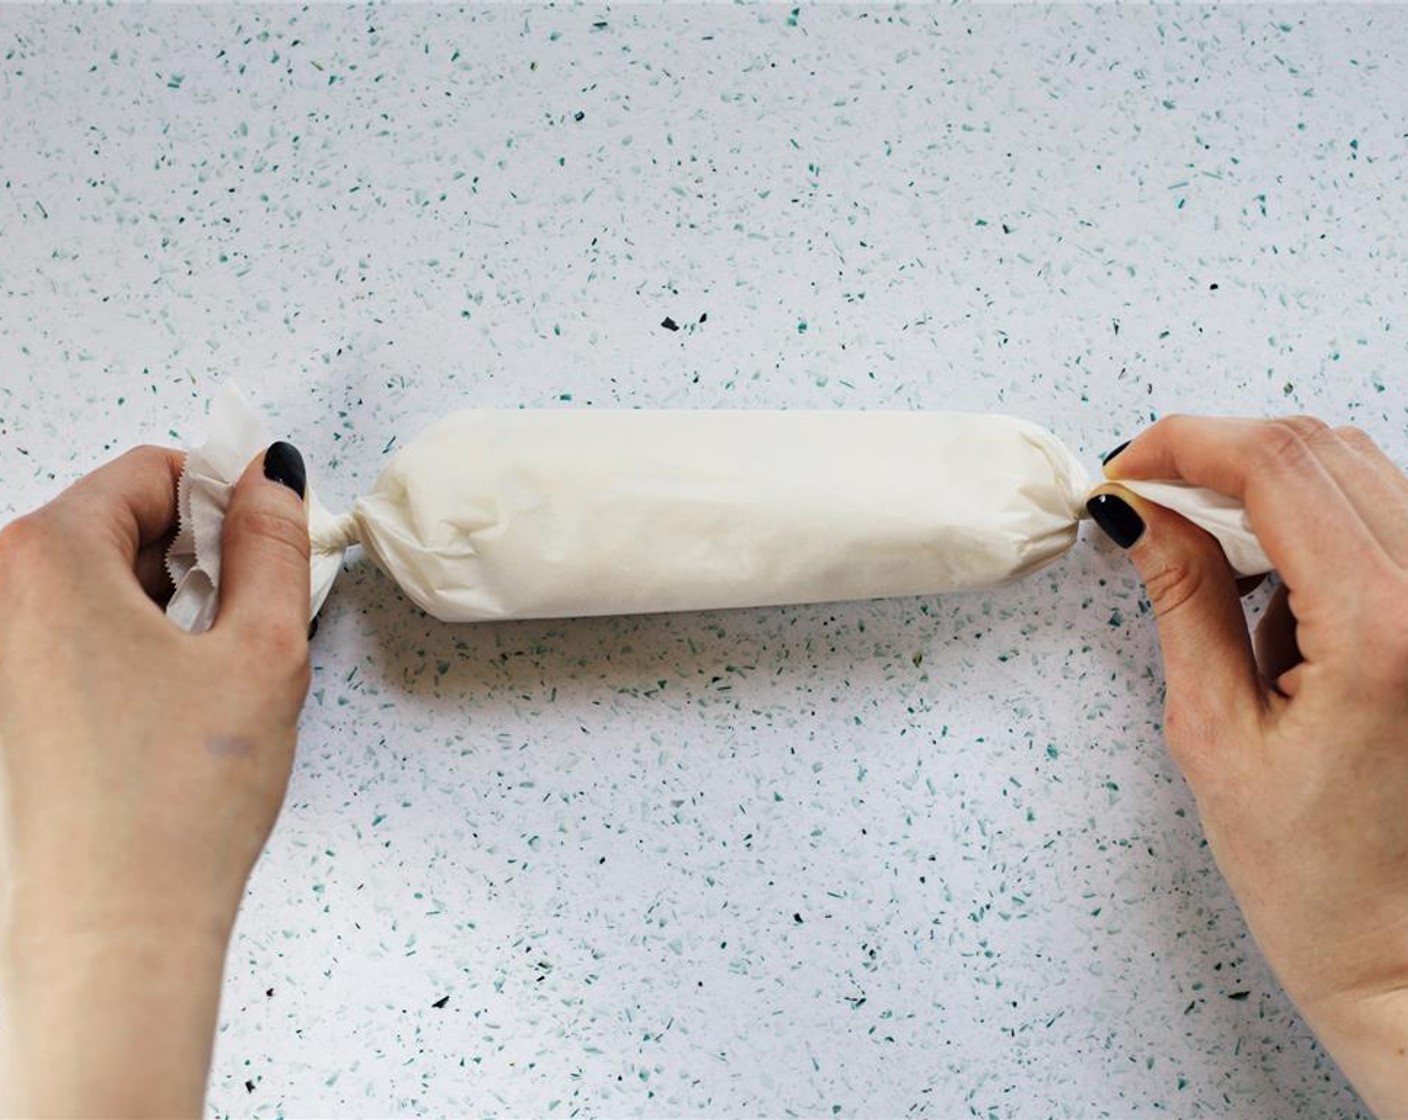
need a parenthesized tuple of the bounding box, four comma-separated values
(263, 441, 306, 499)
(1101, 439, 1131, 466)
(1086, 493, 1145, 549)
(307, 615, 319, 641)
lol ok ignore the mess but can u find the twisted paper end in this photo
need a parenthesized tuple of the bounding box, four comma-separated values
(312, 510, 361, 554)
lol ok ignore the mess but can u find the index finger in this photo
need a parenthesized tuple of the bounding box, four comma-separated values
(1105, 415, 1386, 592)
(55, 444, 186, 565)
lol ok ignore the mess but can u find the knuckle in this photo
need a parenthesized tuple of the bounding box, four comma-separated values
(0, 513, 45, 558)
(1163, 696, 1260, 796)
(228, 507, 311, 567)
(219, 638, 310, 722)
(1251, 420, 1316, 472)
(0, 514, 56, 580)
(1277, 413, 1332, 439)
(1161, 699, 1222, 784)
(1333, 424, 1378, 455)
(247, 619, 312, 681)
(124, 442, 166, 462)
(1140, 555, 1207, 620)
(117, 443, 177, 476)
(1146, 413, 1190, 443)
(0, 514, 70, 617)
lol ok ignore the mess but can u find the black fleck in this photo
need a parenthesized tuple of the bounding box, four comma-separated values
(661, 317, 680, 332)
(432, 995, 450, 1009)
(573, 110, 585, 122)
(245, 1080, 255, 1094)
(1228, 990, 1250, 1001)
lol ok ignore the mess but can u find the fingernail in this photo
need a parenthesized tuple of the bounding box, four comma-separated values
(1086, 493, 1145, 549)
(1101, 439, 1131, 466)
(263, 441, 306, 499)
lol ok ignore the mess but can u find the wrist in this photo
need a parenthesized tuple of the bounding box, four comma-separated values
(2, 856, 239, 958)
(1, 914, 231, 1117)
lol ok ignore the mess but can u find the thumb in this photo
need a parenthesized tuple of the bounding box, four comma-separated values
(214, 442, 311, 648)
(1087, 484, 1264, 778)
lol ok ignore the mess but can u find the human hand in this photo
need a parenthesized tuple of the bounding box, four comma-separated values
(1087, 417, 1408, 1117)
(0, 442, 312, 1116)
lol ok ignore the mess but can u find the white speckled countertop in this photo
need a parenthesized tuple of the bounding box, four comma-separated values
(3, 5, 1405, 1117)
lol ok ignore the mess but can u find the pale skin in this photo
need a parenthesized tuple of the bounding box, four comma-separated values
(1093, 417, 1408, 1117)
(0, 445, 310, 1117)
(0, 417, 1404, 1117)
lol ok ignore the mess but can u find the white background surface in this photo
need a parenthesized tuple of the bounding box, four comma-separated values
(3, 5, 1405, 1117)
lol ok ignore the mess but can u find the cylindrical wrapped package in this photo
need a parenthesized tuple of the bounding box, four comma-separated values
(312, 408, 1090, 621)
(165, 384, 1270, 630)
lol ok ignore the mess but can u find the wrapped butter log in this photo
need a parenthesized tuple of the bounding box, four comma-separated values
(165, 383, 1270, 630)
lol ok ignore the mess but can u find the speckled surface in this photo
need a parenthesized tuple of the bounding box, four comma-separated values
(3, 5, 1406, 1116)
